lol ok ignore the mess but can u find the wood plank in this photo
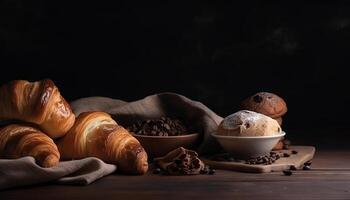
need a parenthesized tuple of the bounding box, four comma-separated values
(2, 150, 350, 200)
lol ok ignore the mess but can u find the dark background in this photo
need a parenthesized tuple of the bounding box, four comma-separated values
(1, 1, 349, 147)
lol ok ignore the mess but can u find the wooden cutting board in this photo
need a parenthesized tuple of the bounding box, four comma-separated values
(201, 146, 315, 173)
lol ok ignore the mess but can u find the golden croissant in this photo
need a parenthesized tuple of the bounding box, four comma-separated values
(0, 79, 75, 139)
(57, 111, 148, 174)
(0, 124, 60, 167)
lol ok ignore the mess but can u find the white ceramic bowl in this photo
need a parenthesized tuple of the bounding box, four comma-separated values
(212, 131, 286, 159)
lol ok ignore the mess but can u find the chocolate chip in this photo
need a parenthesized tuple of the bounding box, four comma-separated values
(303, 165, 311, 170)
(304, 161, 312, 166)
(283, 170, 293, 176)
(291, 150, 298, 154)
(253, 95, 263, 103)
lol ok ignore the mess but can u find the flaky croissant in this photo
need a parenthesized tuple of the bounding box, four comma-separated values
(0, 79, 75, 139)
(0, 124, 60, 168)
(57, 111, 148, 174)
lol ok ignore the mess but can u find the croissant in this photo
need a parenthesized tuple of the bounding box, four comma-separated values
(57, 111, 148, 174)
(0, 79, 75, 139)
(0, 124, 60, 167)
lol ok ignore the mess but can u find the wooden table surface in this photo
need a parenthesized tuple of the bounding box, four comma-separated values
(2, 150, 350, 200)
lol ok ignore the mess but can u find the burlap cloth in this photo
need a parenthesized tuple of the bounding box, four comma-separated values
(0, 93, 223, 190)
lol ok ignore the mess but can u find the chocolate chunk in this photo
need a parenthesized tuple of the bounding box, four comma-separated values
(253, 95, 263, 103)
(304, 161, 312, 166)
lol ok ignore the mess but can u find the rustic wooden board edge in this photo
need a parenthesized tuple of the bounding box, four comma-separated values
(201, 146, 316, 173)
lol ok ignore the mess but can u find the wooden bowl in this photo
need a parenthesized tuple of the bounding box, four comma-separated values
(132, 133, 199, 158)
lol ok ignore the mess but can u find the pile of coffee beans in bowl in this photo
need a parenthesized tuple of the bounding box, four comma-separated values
(127, 117, 190, 136)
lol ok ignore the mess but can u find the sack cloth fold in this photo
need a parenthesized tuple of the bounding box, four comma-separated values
(0, 157, 116, 190)
(0, 92, 223, 190)
(71, 93, 223, 154)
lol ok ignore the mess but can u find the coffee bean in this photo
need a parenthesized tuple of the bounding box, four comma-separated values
(283, 170, 293, 176)
(291, 150, 298, 154)
(303, 165, 311, 170)
(283, 153, 290, 157)
(290, 165, 297, 170)
(164, 124, 170, 130)
(209, 169, 216, 175)
(129, 117, 189, 136)
(153, 168, 161, 174)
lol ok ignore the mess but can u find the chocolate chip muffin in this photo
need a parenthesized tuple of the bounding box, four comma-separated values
(240, 92, 287, 125)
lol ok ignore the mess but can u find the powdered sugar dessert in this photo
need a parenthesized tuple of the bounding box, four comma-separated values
(217, 110, 282, 136)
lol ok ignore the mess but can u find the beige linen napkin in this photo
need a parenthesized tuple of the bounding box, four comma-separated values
(0, 157, 116, 190)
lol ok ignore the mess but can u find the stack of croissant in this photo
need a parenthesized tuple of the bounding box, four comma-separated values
(0, 79, 148, 174)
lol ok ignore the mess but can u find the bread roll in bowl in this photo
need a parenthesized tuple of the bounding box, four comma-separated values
(218, 110, 282, 137)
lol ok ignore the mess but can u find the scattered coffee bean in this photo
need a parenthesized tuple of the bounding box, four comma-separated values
(291, 150, 298, 154)
(283, 153, 290, 157)
(290, 165, 297, 170)
(209, 168, 216, 175)
(303, 165, 311, 170)
(283, 170, 293, 176)
(153, 168, 161, 174)
(213, 151, 286, 165)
